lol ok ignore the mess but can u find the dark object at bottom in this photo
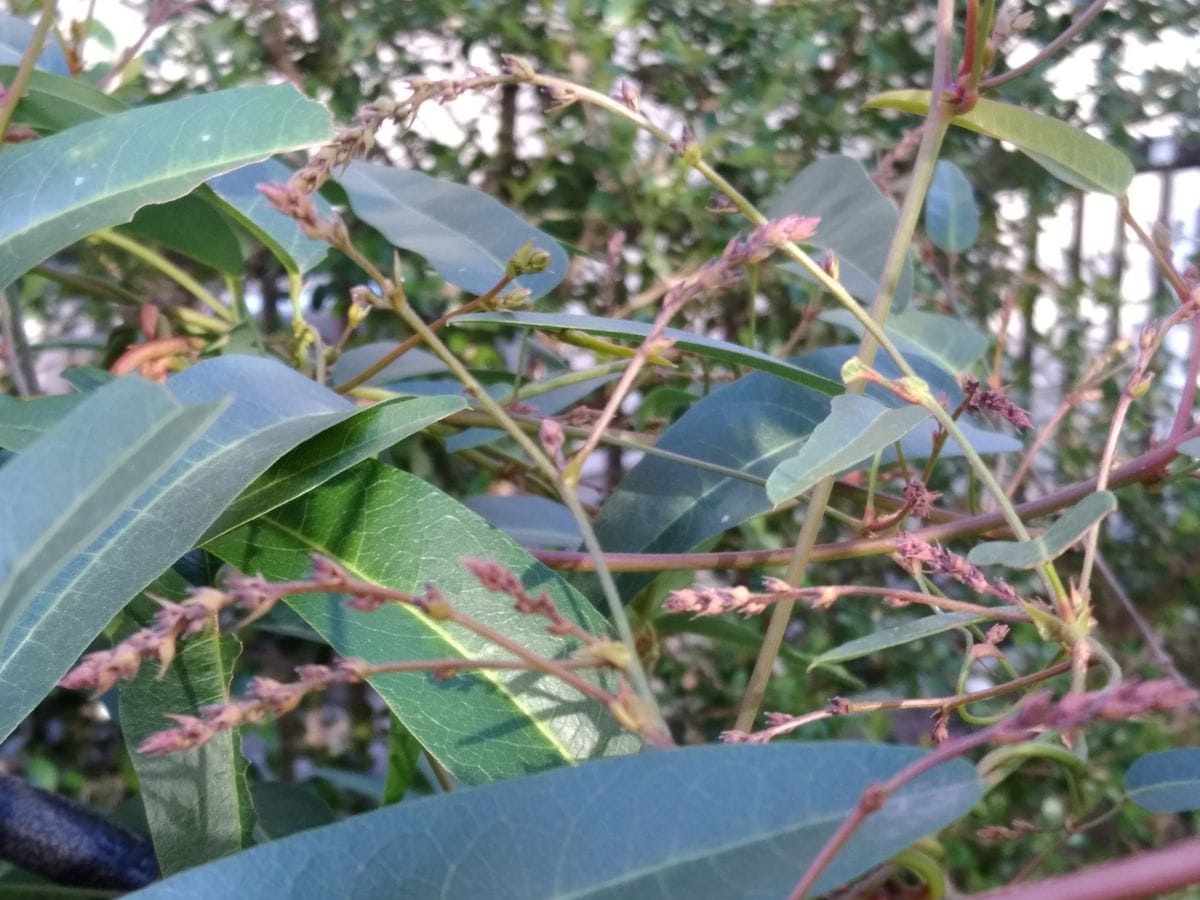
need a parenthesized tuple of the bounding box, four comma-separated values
(0, 773, 159, 890)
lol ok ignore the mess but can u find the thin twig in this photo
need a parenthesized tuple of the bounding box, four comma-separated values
(980, 0, 1109, 90)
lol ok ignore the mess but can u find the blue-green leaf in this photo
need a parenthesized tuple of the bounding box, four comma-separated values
(968, 491, 1117, 569)
(820, 308, 987, 375)
(809, 613, 987, 671)
(0, 85, 332, 289)
(925, 161, 980, 253)
(130, 743, 981, 899)
(767, 155, 914, 311)
(767, 395, 930, 505)
(337, 162, 568, 300)
(1126, 748, 1200, 813)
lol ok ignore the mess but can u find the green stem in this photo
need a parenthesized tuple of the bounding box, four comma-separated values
(0, 0, 57, 140)
(91, 229, 233, 322)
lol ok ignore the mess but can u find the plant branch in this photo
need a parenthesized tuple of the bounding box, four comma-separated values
(91, 230, 233, 322)
(0, 0, 57, 140)
(980, 0, 1109, 90)
(965, 834, 1200, 900)
(734, 0, 959, 733)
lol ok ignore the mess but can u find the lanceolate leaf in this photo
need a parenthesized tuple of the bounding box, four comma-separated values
(337, 162, 568, 300)
(464, 495, 582, 550)
(454, 311, 843, 395)
(809, 612, 987, 671)
(119, 194, 245, 275)
(925, 160, 980, 253)
(129, 743, 982, 899)
(820, 308, 988, 375)
(0, 392, 86, 450)
(205, 461, 639, 785)
(0, 377, 222, 655)
(118, 574, 253, 874)
(0, 357, 358, 744)
(0, 65, 125, 132)
(0, 84, 332, 290)
(207, 158, 334, 275)
(594, 346, 1020, 598)
(1126, 748, 1200, 813)
(201, 394, 466, 543)
(766, 394, 930, 505)
(865, 91, 1135, 195)
(968, 491, 1117, 569)
(767, 154, 914, 311)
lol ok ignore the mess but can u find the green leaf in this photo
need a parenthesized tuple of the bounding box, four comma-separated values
(593, 347, 1020, 599)
(249, 783, 335, 842)
(809, 613, 986, 671)
(201, 394, 466, 543)
(767, 155, 914, 311)
(820, 308, 988, 375)
(1126, 748, 1200, 813)
(119, 194, 245, 275)
(454, 311, 843, 395)
(925, 161, 979, 253)
(0, 377, 222, 655)
(337, 162, 568, 300)
(0, 84, 332, 290)
(464, 495, 582, 550)
(128, 743, 982, 899)
(865, 91, 1135, 195)
(0, 393, 85, 450)
(330, 342, 450, 387)
(0, 357, 359, 745)
(766, 395, 930, 505)
(118, 575, 253, 873)
(968, 491, 1117, 569)
(205, 461, 639, 785)
(207, 159, 333, 275)
(0, 15, 68, 75)
(382, 715, 425, 805)
(0, 65, 125, 132)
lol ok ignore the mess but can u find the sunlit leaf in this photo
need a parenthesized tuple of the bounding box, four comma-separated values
(865, 91, 1135, 195)
(205, 461, 639, 785)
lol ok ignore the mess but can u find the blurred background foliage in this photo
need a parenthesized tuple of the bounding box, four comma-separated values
(3, 0, 1200, 891)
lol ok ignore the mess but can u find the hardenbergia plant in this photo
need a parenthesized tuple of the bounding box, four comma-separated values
(1, 0, 1199, 896)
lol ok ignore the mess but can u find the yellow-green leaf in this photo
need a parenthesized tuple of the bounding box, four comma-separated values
(865, 91, 1134, 195)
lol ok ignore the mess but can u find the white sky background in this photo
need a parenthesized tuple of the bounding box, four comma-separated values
(44, 2, 1200, 390)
